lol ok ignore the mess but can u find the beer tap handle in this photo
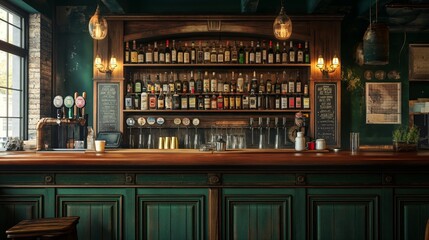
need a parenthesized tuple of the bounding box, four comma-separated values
(258, 117, 263, 128)
(73, 92, 78, 119)
(82, 92, 87, 117)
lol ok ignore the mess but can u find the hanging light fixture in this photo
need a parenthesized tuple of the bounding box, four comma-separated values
(88, 3, 108, 40)
(273, 0, 292, 40)
(363, 0, 389, 65)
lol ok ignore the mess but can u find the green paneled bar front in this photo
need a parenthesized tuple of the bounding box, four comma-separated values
(1, 150, 429, 240)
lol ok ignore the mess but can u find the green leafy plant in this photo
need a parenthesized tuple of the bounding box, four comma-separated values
(341, 67, 364, 92)
(392, 126, 420, 143)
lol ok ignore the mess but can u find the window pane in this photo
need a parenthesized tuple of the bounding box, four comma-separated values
(0, 7, 6, 21)
(0, 51, 5, 88)
(8, 89, 21, 117)
(8, 12, 21, 27)
(9, 25, 21, 47)
(0, 118, 6, 138)
(0, 20, 6, 42)
(0, 88, 6, 117)
(8, 117, 21, 137)
(9, 54, 21, 89)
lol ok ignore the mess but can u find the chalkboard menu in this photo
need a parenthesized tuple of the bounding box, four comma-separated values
(97, 82, 120, 133)
(315, 83, 338, 146)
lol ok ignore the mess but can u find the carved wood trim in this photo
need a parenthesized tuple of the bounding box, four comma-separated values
(209, 188, 220, 240)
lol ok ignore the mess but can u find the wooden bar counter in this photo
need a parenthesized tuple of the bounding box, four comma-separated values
(1, 149, 429, 240)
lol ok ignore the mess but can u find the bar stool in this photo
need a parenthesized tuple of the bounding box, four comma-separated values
(6, 216, 79, 240)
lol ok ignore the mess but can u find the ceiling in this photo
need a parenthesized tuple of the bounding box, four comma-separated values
(13, 0, 429, 31)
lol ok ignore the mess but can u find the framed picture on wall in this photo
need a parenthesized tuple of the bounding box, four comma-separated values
(409, 44, 429, 81)
(366, 82, 401, 124)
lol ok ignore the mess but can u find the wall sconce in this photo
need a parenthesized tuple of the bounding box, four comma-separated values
(316, 55, 339, 78)
(94, 55, 117, 74)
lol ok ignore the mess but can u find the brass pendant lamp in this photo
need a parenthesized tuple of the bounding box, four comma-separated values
(363, 0, 389, 65)
(88, 2, 108, 40)
(273, 0, 292, 40)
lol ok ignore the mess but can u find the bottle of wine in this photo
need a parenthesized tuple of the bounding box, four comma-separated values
(168, 71, 175, 93)
(249, 89, 257, 109)
(210, 41, 217, 63)
(175, 73, 182, 93)
(210, 72, 218, 93)
(281, 71, 288, 95)
(154, 74, 161, 93)
(125, 41, 131, 63)
(165, 86, 172, 110)
(297, 42, 304, 63)
(153, 41, 159, 63)
(162, 72, 169, 93)
(196, 71, 203, 93)
(182, 74, 189, 94)
(204, 41, 211, 64)
(249, 41, 255, 64)
(171, 40, 177, 63)
(238, 41, 245, 64)
(134, 72, 142, 93)
(137, 44, 145, 63)
(172, 91, 180, 110)
(268, 40, 274, 64)
(158, 42, 165, 63)
(275, 42, 281, 64)
(145, 43, 153, 64)
(183, 42, 190, 64)
(288, 41, 295, 63)
(197, 41, 204, 64)
(217, 43, 224, 63)
(262, 40, 267, 64)
(217, 74, 224, 93)
(304, 41, 310, 64)
(181, 93, 188, 110)
(189, 71, 196, 94)
(251, 71, 258, 93)
(303, 83, 310, 109)
(203, 71, 210, 93)
(204, 93, 211, 110)
(177, 41, 184, 64)
(211, 93, 217, 110)
(255, 41, 262, 64)
(189, 93, 196, 109)
(190, 41, 196, 64)
(131, 40, 138, 63)
(266, 72, 272, 94)
(217, 92, 224, 110)
(237, 72, 244, 93)
(125, 83, 134, 110)
(295, 71, 302, 93)
(231, 41, 238, 63)
(224, 41, 231, 63)
(165, 40, 171, 64)
(258, 73, 266, 93)
(281, 41, 288, 64)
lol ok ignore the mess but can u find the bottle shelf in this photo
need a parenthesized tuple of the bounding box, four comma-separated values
(124, 109, 311, 113)
(123, 63, 311, 68)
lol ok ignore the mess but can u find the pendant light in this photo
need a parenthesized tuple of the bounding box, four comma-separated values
(273, 0, 292, 40)
(88, 3, 108, 40)
(363, 0, 389, 65)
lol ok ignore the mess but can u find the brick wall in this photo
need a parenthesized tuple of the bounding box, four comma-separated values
(28, 14, 52, 139)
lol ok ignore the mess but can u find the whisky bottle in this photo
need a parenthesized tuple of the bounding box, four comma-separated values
(303, 83, 310, 109)
(304, 41, 310, 64)
(230, 71, 237, 93)
(137, 44, 145, 63)
(131, 40, 138, 63)
(125, 41, 131, 63)
(162, 72, 169, 93)
(197, 95, 204, 110)
(177, 41, 184, 64)
(217, 43, 224, 63)
(281, 93, 288, 109)
(210, 72, 217, 93)
(196, 71, 203, 93)
(134, 94, 140, 110)
(275, 42, 281, 64)
(288, 41, 295, 63)
(235, 93, 242, 109)
(288, 73, 295, 94)
(258, 74, 265, 93)
(257, 91, 265, 110)
(197, 41, 204, 64)
(204, 41, 211, 64)
(141, 90, 148, 110)
(229, 93, 236, 110)
(268, 41, 274, 64)
(148, 87, 157, 110)
(281, 42, 288, 63)
(249, 41, 255, 64)
(171, 40, 177, 63)
(275, 94, 280, 109)
(154, 74, 161, 93)
(146, 74, 153, 93)
(165, 87, 173, 110)
(204, 94, 211, 110)
(223, 73, 230, 93)
(262, 40, 267, 64)
(172, 91, 180, 110)
(250, 71, 258, 93)
(224, 41, 231, 63)
(223, 93, 229, 110)
(189, 71, 196, 94)
(274, 72, 281, 94)
(203, 71, 210, 93)
(153, 41, 159, 63)
(242, 90, 249, 109)
(125, 84, 133, 110)
(237, 72, 244, 93)
(295, 71, 302, 93)
(182, 74, 189, 94)
(210, 41, 217, 63)
(181, 94, 188, 110)
(238, 41, 245, 64)
(158, 42, 165, 63)
(165, 40, 171, 64)
(266, 73, 272, 94)
(281, 71, 288, 94)
(190, 41, 196, 64)
(249, 89, 257, 109)
(217, 74, 224, 93)
(211, 93, 217, 109)
(297, 42, 304, 63)
(255, 41, 262, 64)
(141, 73, 147, 93)
(189, 93, 196, 109)
(157, 89, 165, 110)
(145, 43, 153, 64)
(168, 71, 175, 93)
(217, 92, 224, 110)
(231, 41, 238, 63)
(175, 73, 182, 93)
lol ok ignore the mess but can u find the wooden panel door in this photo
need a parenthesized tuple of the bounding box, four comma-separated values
(308, 189, 381, 240)
(395, 189, 429, 240)
(222, 188, 295, 240)
(137, 188, 208, 240)
(56, 188, 134, 240)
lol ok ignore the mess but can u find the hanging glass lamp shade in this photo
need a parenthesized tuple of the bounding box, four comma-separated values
(88, 5, 108, 40)
(363, 22, 389, 65)
(273, 6, 292, 40)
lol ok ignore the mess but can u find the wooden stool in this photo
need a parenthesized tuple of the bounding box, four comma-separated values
(6, 216, 79, 240)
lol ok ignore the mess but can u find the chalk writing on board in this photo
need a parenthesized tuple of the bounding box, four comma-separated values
(315, 83, 337, 146)
(97, 83, 120, 133)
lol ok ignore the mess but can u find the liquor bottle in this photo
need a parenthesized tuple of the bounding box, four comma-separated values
(157, 89, 165, 110)
(223, 93, 229, 110)
(204, 93, 211, 110)
(203, 71, 210, 93)
(197, 41, 204, 64)
(281, 42, 288, 63)
(162, 72, 169, 93)
(165, 87, 173, 110)
(230, 71, 237, 93)
(217, 92, 224, 110)
(190, 41, 196, 64)
(297, 42, 304, 63)
(223, 73, 230, 93)
(303, 83, 310, 109)
(210, 41, 217, 63)
(189, 93, 196, 109)
(229, 92, 236, 110)
(238, 41, 245, 64)
(295, 71, 302, 93)
(204, 41, 211, 64)
(242, 90, 249, 109)
(262, 40, 267, 64)
(131, 40, 138, 63)
(245, 42, 250, 64)
(158, 42, 165, 63)
(168, 71, 175, 93)
(125, 84, 133, 110)
(250, 71, 258, 93)
(281, 93, 288, 109)
(217, 74, 224, 93)
(231, 41, 238, 63)
(249, 89, 257, 109)
(182, 74, 189, 94)
(171, 40, 177, 63)
(268, 40, 274, 64)
(181, 93, 188, 109)
(137, 44, 145, 63)
(249, 41, 255, 64)
(189, 71, 196, 94)
(237, 72, 244, 93)
(274, 72, 281, 94)
(145, 43, 153, 64)
(275, 42, 281, 64)
(266, 73, 272, 94)
(141, 90, 148, 110)
(255, 41, 262, 64)
(125, 41, 131, 63)
(281, 71, 288, 94)
(165, 40, 171, 64)
(134, 94, 141, 110)
(288, 73, 295, 94)
(224, 41, 231, 63)
(134, 73, 142, 93)
(177, 41, 184, 64)
(141, 74, 147, 93)
(211, 93, 217, 110)
(172, 91, 180, 110)
(275, 94, 280, 109)
(235, 93, 242, 109)
(244, 74, 250, 93)
(288, 41, 295, 63)
(154, 74, 161, 93)
(288, 95, 295, 109)
(196, 71, 203, 93)
(258, 74, 266, 93)
(153, 41, 159, 63)
(146, 74, 153, 93)
(217, 43, 224, 63)
(197, 95, 204, 110)
(257, 91, 265, 110)
(295, 93, 302, 109)
(304, 41, 310, 64)
(148, 87, 157, 110)
(175, 73, 182, 93)
(210, 72, 217, 93)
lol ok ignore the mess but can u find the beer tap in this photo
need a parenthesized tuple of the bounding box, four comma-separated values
(258, 117, 264, 149)
(283, 117, 288, 146)
(266, 117, 271, 147)
(126, 117, 136, 148)
(249, 117, 254, 146)
(274, 117, 280, 149)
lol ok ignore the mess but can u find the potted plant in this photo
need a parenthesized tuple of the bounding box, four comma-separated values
(392, 125, 420, 152)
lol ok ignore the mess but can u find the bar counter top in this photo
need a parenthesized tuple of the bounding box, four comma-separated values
(1, 149, 429, 170)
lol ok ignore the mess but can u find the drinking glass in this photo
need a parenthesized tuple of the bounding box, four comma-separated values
(350, 132, 360, 153)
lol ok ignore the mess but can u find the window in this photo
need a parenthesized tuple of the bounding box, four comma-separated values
(0, 2, 27, 141)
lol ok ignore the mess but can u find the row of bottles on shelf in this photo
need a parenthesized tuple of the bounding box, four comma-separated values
(125, 70, 310, 111)
(124, 39, 310, 65)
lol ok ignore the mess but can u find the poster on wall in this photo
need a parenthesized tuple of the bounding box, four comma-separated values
(409, 44, 429, 81)
(366, 82, 401, 124)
